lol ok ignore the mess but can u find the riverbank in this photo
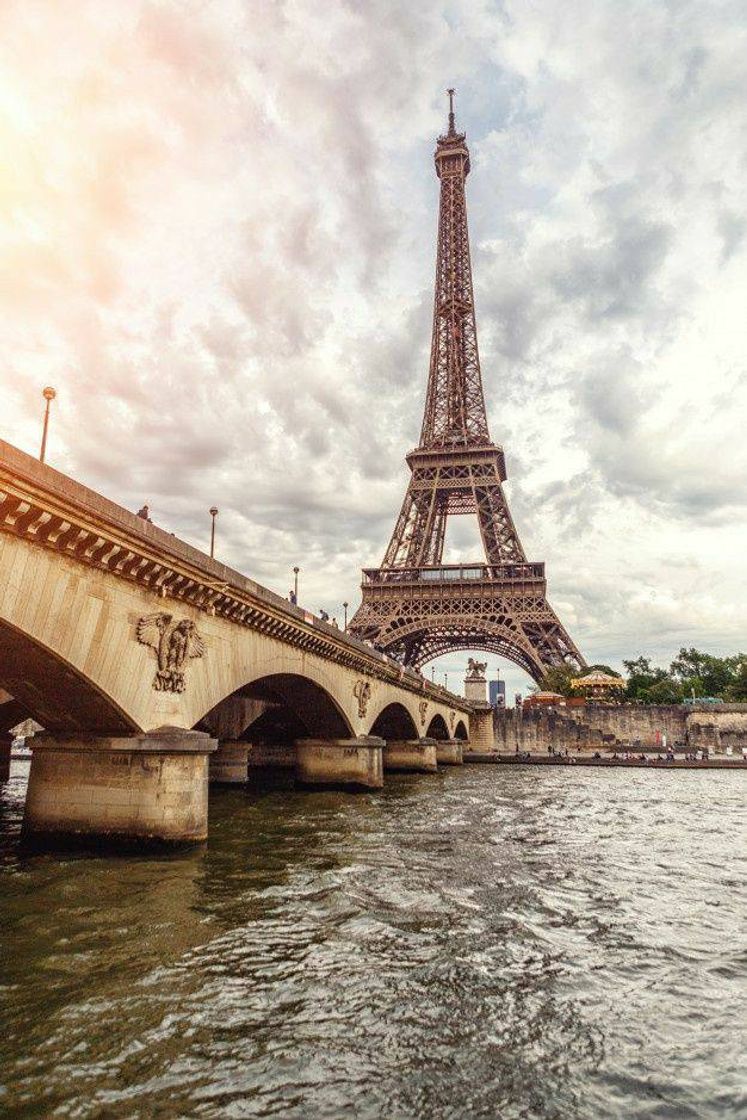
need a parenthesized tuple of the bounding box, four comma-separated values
(464, 751, 747, 768)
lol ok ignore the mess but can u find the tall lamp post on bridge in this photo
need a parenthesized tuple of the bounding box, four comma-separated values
(209, 507, 218, 559)
(343, 601, 348, 631)
(39, 386, 56, 464)
(293, 566, 300, 604)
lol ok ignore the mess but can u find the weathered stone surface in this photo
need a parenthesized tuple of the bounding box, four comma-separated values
(22, 727, 217, 847)
(295, 737, 384, 791)
(493, 703, 747, 754)
(466, 704, 496, 753)
(383, 738, 438, 773)
(209, 741, 248, 784)
(435, 739, 464, 765)
(247, 742, 296, 769)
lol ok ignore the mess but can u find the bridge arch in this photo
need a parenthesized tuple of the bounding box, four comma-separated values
(199, 672, 354, 742)
(426, 713, 449, 740)
(0, 617, 136, 734)
(454, 719, 468, 741)
(369, 702, 419, 740)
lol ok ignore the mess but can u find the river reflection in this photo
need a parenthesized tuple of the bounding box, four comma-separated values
(1, 759, 745, 1119)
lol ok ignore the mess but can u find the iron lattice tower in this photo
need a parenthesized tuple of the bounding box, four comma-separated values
(348, 92, 585, 682)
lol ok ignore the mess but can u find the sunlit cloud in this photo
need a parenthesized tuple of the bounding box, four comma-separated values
(1, 0, 746, 701)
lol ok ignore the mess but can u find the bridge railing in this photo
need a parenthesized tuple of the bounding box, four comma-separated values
(361, 562, 545, 584)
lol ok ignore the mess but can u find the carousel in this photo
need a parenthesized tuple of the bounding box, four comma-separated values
(570, 669, 625, 703)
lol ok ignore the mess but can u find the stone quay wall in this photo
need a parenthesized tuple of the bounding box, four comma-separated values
(493, 704, 747, 753)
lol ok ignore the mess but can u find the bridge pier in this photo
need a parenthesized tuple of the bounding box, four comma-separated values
(383, 738, 438, 773)
(295, 737, 384, 791)
(0, 733, 10, 782)
(247, 742, 296, 770)
(209, 740, 249, 784)
(435, 739, 464, 766)
(22, 727, 217, 848)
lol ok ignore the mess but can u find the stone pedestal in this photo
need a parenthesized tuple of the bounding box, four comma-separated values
(464, 676, 488, 703)
(247, 742, 296, 769)
(435, 739, 464, 766)
(209, 740, 248, 784)
(22, 727, 217, 848)
(296, 737, 384, 791)
(383, 738, 438, 773)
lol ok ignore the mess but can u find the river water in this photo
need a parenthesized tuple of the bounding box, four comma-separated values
(1, 760, 745, 1119)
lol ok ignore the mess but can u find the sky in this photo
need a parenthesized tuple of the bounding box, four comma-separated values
(1, 0, 746, 703)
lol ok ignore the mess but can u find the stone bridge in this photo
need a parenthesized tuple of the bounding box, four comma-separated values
(0, 440, 488, 847)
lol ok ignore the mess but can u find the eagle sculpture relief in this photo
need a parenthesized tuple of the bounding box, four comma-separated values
(136, 613, 205, 693)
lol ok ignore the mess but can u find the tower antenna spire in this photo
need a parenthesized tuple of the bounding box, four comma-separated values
(447, 87, 456, 135)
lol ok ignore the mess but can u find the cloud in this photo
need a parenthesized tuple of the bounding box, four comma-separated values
(1, 0, 746, 705)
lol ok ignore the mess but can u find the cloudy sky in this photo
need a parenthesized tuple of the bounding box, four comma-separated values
(2, 0, 746, 700)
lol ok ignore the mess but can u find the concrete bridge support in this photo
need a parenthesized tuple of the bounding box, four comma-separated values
(22, 728, 217, 848)
(383, 738, 438, 773)
(295, 737, 384, 791)
(209, 741, 249, 784)
(435, 739, 464, 766)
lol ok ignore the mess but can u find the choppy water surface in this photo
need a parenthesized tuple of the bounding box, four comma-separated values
(1, 761, 745, 1119)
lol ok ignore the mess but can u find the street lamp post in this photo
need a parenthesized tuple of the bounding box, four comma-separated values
(39, 386, 56, 463)
(209, 507, 218, 559)
(444, 672, 448, 690)
(343, 601, 348, 630)
(293, 566, 300, 603)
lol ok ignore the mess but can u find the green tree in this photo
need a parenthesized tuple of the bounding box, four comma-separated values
(669, 648, 734, 697)
(535, 664, 576, 697)
(723, 657, 747, 701)
(643, 679, 684, 704)
(586, 663, 622, 678)
(622, 656, 669, 702)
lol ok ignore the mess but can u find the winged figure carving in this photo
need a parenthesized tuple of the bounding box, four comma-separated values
(466, 658, 487, 679)
(353, 679, 372, 718)
(136, 613, 205, 693)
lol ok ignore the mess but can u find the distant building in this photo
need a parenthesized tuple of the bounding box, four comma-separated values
(489, 678, 506, 708)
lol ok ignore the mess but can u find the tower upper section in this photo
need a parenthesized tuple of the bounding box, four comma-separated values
(419, 90, 491, 449)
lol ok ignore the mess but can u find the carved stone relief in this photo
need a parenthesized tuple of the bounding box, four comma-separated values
(353, 679, 372, 718)
(137, 613, 204, 694)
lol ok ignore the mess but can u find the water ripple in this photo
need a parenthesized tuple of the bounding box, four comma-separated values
(1, 762, 745, 1118)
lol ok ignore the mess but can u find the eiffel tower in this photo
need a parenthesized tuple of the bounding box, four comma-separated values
(349, 92, 585, 683)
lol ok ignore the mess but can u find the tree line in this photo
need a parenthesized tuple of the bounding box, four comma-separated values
(536, 648, 747, 703)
